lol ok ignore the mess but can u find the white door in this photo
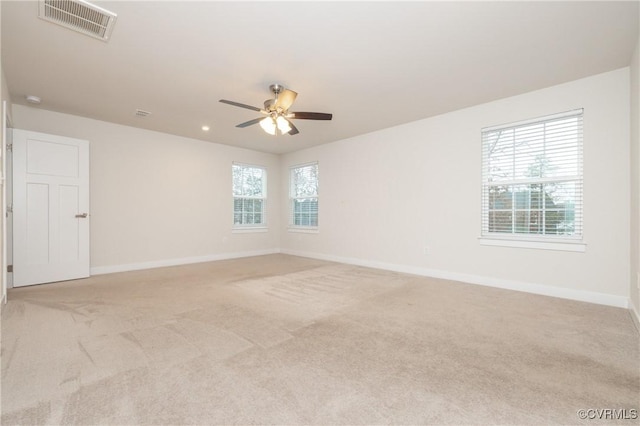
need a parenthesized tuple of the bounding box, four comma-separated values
(12, 129, 90, 287)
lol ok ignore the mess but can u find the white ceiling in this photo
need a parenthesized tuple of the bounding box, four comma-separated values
(2, 1, 639, 154)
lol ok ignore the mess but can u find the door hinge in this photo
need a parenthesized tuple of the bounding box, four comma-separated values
(7, 265, 12, 273)
(6, 143, 12, 152)
(6, 205, 12, 214)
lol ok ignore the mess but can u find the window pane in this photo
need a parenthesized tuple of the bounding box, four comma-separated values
(487, 182, 578, 236)
(232, 164, 265, 197)
(254, 199, 263, 213)
(488, 186, 511, 209)
(246, 168, 264, 196)
(545, 210, 562, 235)
(515, 210, 542, 234)
(233, 197, 265, 225)
(512, 184, 544, 209)
(489, 210, 512, 233)
(545, 117, 581, 178)
(292, 164, 319, 197)
(232, 165, 243, 196)
(544, 181, 578, 208)
(513, 123, 545, 179)
(293, 198, 318, 226)
(485, 129, 514, 182)
(544, 182, 577, 235)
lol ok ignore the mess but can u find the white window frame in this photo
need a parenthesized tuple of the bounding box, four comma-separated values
(289, 162, 319, 232)
(480, 109, 585, 252)
(232, 163, 267, 232)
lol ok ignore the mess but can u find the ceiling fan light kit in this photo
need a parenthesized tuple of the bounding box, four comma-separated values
(259, 117, 275, 135)
(277, 116, 292, 133)
(220, 84, 332, 136)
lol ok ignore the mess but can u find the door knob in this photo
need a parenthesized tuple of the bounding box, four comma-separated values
(75, 213, 88, 218)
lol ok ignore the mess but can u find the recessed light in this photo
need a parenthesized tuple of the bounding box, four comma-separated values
(26, 95, 41, 105)
(201, 125, 210, 132)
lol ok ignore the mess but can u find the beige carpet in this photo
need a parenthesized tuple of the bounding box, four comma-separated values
(1, 254, 638, 425)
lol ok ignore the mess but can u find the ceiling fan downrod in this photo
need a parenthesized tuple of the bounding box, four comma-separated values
(269, 84, 284, 97)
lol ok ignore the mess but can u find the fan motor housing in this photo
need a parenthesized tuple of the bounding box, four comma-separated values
(264, 99, 275, 111)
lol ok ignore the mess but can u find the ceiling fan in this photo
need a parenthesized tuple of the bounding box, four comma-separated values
(219, 84, 332, 136)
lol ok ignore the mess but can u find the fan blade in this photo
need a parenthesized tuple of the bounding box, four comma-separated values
(236, 117, 263, 128)
(274, 89, 297, 111)
(219, 99, 264, 112)
(284, 118, 299, 135)
(289, 112, 332, 120)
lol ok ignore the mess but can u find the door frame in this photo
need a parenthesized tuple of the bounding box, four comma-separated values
(1, 101, 11, 302)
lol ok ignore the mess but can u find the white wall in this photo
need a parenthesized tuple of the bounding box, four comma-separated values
(1, 71, 10, 123)
(630, 33, 640, 319)
(281, 68, 631, 307)
(0, 0, 12, 121)
(0, 0, 11, 122)
(12, 105, 280, 273)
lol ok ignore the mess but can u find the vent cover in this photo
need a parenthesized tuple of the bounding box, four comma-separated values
(39, 0, 117, 42)
(135, 109, 152, 118)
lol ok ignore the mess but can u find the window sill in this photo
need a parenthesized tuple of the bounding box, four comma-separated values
(288, 227, 319, 234)
(232, 227, 268, 234)
(478, 237, 586, 252)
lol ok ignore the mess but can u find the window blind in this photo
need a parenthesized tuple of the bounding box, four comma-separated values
(481, 109, 583, 239)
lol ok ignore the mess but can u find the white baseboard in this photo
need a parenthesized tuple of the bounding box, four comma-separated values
(282, 249, 630, 309)
(90, 248, 280, 276)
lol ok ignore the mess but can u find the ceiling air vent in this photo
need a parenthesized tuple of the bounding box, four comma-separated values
(38, 0, 117, 42)
(135, 109, 152, 118)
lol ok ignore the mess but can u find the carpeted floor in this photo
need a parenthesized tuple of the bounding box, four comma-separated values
(1, 254, 638, 425)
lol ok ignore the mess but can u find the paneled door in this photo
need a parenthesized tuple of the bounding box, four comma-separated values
(12, 129, 90, 287)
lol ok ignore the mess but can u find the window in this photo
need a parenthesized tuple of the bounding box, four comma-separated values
(481, 109, 583, 244)
(289, 162, 319, 229)
(232, 163, 266, 228)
